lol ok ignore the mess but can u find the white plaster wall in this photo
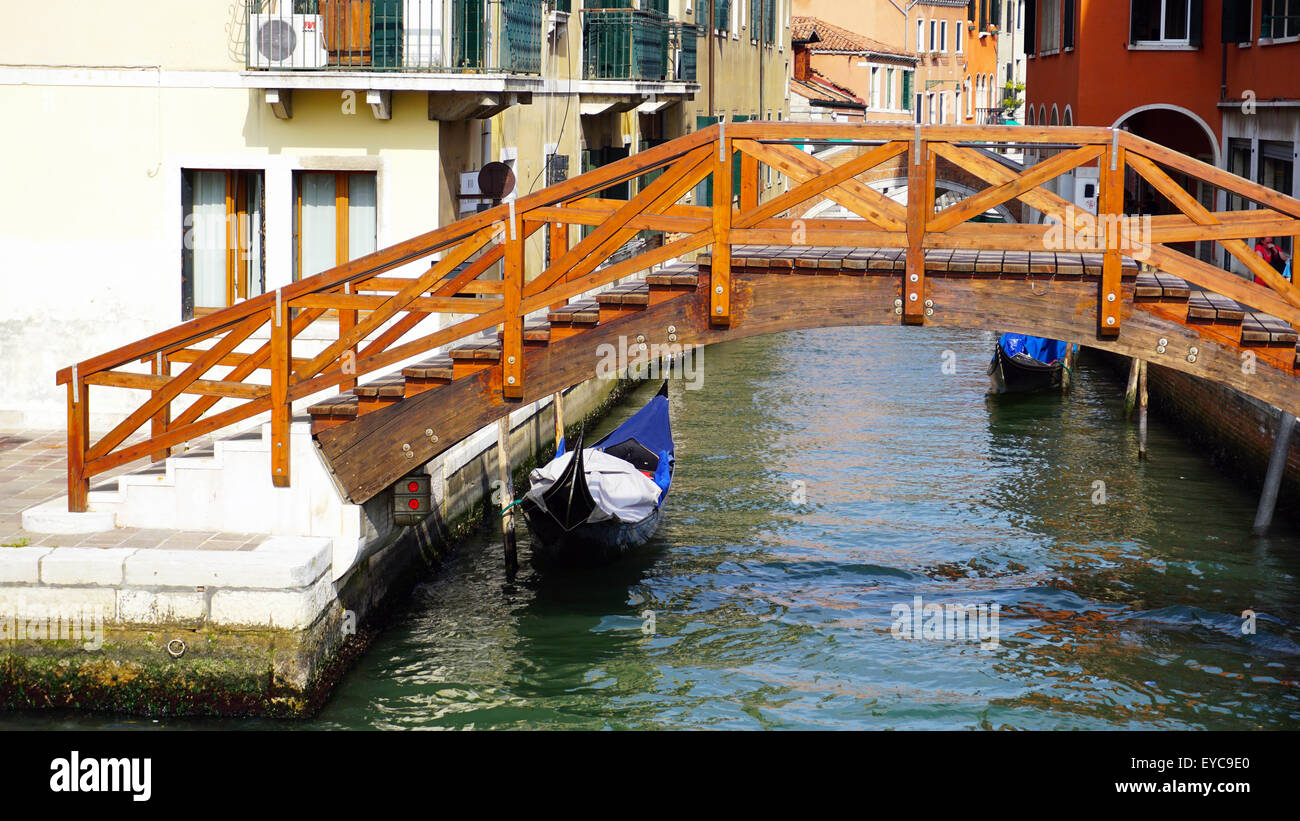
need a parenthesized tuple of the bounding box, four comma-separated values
(0, 78, 445, 429)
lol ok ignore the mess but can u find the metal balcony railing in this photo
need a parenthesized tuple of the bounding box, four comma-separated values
(582, 9, 668, 81)
(976, 107, 1009, 125)
(581, 9, 699, 82)
(668, 21, 700, 82)
(245, 0, 542, 74)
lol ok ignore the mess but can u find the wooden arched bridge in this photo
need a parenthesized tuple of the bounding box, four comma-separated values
(57, 124, 1300, 510)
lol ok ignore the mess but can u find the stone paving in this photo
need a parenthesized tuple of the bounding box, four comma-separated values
(0, 429, 262, 551)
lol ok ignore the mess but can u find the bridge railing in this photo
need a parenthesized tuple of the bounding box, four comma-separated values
(56, 124, 1300, 510)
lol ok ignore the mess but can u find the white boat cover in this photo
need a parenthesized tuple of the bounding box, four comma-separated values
(526, 448, 663, 524)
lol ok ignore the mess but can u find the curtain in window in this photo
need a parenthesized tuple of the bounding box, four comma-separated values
(244, 173, 264, 298)
(348, 173, 378, 260)
(191, 171, 227, 308)
(300, 173, 337, 279)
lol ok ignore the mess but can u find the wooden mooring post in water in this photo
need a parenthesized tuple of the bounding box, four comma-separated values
(497, 416, 518, 577)
(1138, 359, 1149, 460)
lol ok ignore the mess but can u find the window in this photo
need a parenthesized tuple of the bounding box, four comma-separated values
(886, 68, 896, 109)
(902, 70, 913, 111)
(870, 67, 881, 109)
(940, 20, 949, 51)
(965, 78, 973, 117)
(1130, 0, 1203, 45)
(915, 92, 923, 122)
(1263, 0, 1299, 39)
(181, 169, 264, 320)
(1040, 0, 1062, 52)
(714, 0, 731, 31)
(293, 171, 377, 282)
(1062, 0, 1075, 47)
(957, 21, 965, 53)
(917, 18, 925, 51)
(930, 19, 938, 50)
(1260, 141, 1295, 254)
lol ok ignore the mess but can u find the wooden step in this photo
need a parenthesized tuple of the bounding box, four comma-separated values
(646, 264, 701, 305)
(1135, 272, 1192, 301)
(401, 355, 453, 397)
(547, 299, 600, 341)
(596, 282, 650, 322)
(1241, 312, 1299, 346)
(1186, 290, 1244, 322)
(448, 340, 502, 379)
(496, 319, 552, 350)
(354, 374, 406, 415)
(306, 393, 359, 435)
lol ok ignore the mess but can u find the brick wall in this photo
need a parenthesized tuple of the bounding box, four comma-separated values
(1140, 359, 1300, 511)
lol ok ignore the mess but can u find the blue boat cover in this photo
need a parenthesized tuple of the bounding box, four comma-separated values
(999, 333, 1067, 365)
(596, 390, 674, 458)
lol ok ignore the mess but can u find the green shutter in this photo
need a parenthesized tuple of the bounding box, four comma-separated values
(695, 115, 718, 206)
(371, 0, 402, 69)
(901, 71, 912, 110)
(453, 0, 484, 68)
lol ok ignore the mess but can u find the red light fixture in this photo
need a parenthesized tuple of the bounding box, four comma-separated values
(408, 498, 420, 510)
(407, 481, 419, 492)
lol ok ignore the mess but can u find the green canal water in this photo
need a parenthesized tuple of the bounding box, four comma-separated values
(13, 326, 1300, 729)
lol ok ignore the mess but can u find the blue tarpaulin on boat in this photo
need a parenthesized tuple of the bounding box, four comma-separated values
(596, 390, 674, 458)
(999, 333, 1067, 365)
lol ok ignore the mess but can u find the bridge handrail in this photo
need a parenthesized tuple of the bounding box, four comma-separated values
(55, 124, 1300, 511)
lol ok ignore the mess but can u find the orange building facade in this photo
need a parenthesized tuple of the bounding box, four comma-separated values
(1025, 0, 1298, 268)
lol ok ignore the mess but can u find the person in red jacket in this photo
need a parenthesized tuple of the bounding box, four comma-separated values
(1254, 236, 1291, 284)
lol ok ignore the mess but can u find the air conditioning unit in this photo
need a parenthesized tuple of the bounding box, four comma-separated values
(249, 14, 328, 70)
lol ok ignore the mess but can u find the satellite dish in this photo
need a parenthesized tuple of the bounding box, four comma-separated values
(478, 161, 516, 201)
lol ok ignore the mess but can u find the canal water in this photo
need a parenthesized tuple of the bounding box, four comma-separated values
(10, 326, 1300, 730)
(305, 326, 1299, 730)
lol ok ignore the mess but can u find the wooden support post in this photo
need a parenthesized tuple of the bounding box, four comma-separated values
(553, 390, 565, 450)
(149, 352, 172, 462)
(740, 148, 759, 213)
(1124, 355, 1140, 420)
(271, 294, 291, 488)
(1137, 359, 1148, 460)
(549, 213, 569, 312)
(339, 281, 358, 392)
(1098, 138, 1126, 336)
(503, 207, 524, 400)
(549, 214, 568, 268)
(497, 415, 518, 578)
(66, 370, 88, 512)
(903, 134, 932, 325)
(1254, 409, 1296, 535)
(711, 126, 732, 325)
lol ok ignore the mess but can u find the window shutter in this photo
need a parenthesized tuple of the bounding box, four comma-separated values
(1024, 0, 1036, 53)
(992, 0, 1001, 28)
(979, 0, 988, 30)
(1062, 0, 1074, 48)
(901, 71, 912, 110)
(1189, 0, 1204, 46)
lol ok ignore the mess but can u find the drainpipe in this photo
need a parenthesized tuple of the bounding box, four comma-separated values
(708, 0, 716, 117)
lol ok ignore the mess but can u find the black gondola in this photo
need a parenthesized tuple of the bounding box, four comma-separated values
(988, 333, 1070, 394)
(521, 382, 674, 567)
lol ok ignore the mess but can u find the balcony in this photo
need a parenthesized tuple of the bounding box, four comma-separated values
(244, 0, 544, 116)
(580, 8, 700, 83)
(976, 106, 1009, 125)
